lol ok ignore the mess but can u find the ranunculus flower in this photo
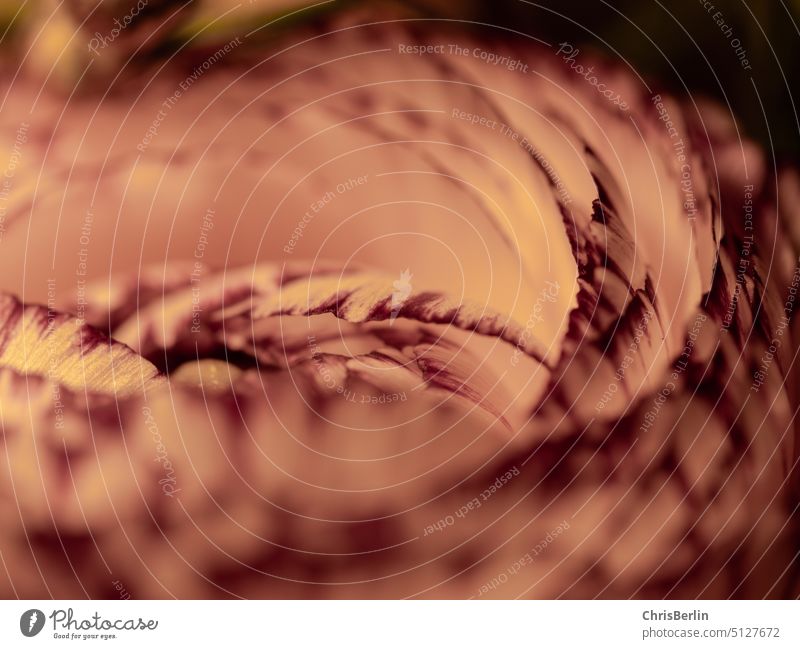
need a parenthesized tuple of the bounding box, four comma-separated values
(0, 11, 797, 598)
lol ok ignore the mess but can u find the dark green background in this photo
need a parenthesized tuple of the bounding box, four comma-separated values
(404, 0, 800, 162)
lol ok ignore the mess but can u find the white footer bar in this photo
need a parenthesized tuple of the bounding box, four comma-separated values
(1, 600, 796, 648)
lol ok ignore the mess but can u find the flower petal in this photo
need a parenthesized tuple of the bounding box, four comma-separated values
(0, 294, 161, 395)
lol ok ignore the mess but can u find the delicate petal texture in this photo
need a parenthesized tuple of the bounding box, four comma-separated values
(0, 14, 797, 600)
(0, 294, 161, 395)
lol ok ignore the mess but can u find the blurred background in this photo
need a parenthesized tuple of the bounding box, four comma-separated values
(1, 0, 798, 160)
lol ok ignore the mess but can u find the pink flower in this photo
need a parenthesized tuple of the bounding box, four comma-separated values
(0, 15, 797, 599)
